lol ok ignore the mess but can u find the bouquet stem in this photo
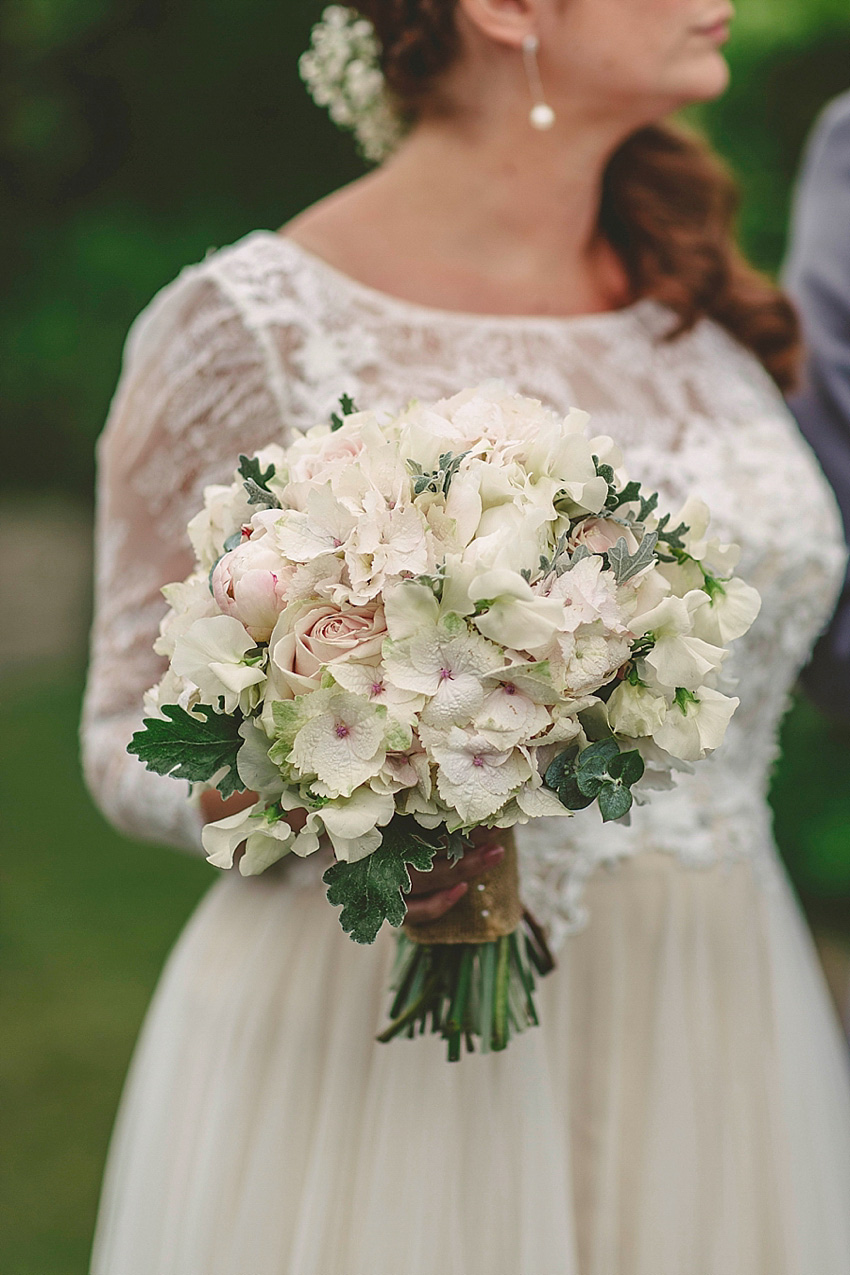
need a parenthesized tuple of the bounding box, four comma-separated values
(377, 834, 555, 1060)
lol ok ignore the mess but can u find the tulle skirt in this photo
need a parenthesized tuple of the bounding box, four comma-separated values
(89, 849, 850, 1275)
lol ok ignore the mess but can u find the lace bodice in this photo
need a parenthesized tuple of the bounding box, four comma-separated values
(80, 229, 847, 947)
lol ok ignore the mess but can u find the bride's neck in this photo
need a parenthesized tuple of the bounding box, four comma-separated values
(286, 111, 636, 314)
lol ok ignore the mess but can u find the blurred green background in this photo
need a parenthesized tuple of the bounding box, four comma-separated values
(2, 0, 850, 1270)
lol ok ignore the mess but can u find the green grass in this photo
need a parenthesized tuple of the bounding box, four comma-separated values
(1, 666, 848, 1272)
(1, 668, 209, 1275)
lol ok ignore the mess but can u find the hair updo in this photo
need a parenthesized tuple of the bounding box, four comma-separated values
(352, 0, 799, 392)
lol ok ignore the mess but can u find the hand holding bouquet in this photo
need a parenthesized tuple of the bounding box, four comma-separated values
(130, 384, 760, 1058)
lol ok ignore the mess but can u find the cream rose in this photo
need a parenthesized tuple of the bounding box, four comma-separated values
(269, 601, 388, 695)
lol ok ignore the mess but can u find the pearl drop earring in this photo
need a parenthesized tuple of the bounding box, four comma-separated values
(521, 33, 555, 130)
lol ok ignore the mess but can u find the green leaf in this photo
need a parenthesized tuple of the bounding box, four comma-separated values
(576, 738, 620, 777)
(608, 749, 645, 786)
(558, 775, 597, 808)
(323, 817, 442, 944)
(544, 746, 595, 810)
(445, 828, 471, 864)
(655, 513, 689, 552)
(237, 455, 280, 507)
(598, 781, 634, 822)
(637, 491, 659, 523)
(544, 746, 578, 792)
(238, 453, 276, 491)
(610, 479, 642, 510)
(607, 531, 659, 583)
(330, 392, 358, 431)
(127, 703, 245, 799)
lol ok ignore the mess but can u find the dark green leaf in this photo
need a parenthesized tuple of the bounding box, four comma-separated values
(323, 817, 441, 944)
(575, 738, 621, 798)
(445, 829, 471, 864)
(598, 781, 634, 822)
(330, 392, 358, 431)
(608, 749, 645, 786)
(575, 770, 607, 799)
(657, 517, 690, 552)
(556, 777, 596, 810)
(544, 746, 579, 792)
(127, 703, 245, 799)
(576, 738, 620, 778)
(610, 479, 642, 510)
(637, 491, 659, 523)
(238, 453, 282, 507)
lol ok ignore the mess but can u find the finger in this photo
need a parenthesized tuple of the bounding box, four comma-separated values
(405, 881, 468, 923)
(409, 843, 505, 894)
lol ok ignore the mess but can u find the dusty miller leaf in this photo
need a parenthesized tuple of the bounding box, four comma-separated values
(323, 817, 442, 944)
(127, 703, 245, 799)
(608, 531, 659, 583)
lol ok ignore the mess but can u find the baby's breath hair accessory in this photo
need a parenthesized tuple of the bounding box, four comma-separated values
(299, 5, 406, 164)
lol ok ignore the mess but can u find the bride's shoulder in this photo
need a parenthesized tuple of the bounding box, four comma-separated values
(122, 229, 313, 366)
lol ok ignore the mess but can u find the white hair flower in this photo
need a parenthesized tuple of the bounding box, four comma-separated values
(299, 5, 406, 163)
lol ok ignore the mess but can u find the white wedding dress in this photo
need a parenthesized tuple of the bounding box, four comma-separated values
(81, 230, 850, 1274)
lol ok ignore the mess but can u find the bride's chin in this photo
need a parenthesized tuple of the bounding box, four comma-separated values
(675, 53, 732, 104)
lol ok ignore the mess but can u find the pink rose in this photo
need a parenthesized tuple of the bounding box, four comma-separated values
(211, 540, 293, 642)
(568, 517, 639, 557)
(269, 601, 388, 695)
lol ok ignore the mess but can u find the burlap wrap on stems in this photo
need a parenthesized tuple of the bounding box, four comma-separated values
(403, 829, 522, 945)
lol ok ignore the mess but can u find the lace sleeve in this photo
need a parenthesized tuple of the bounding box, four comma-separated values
(79, 258, 290, 852)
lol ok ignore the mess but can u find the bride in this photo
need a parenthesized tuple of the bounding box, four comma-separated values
(80, 0, 850, 1270)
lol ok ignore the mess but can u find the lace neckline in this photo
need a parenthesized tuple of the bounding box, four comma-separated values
(252, 229, 666, 334)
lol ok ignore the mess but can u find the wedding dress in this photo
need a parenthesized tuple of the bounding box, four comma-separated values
(80, 229, 850, 1274)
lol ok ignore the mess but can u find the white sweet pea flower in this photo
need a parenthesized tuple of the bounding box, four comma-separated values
(235, 717, 285, 800)
(469, 570, 567, 655)
(442, 468, 484, 547)
(524, 422, 608, 515)
(143, 667, 199, 718)
(632, 592, 727, 691)
(202, 802, 293, 875)
(551, 631, 632, 695)
(654, 686, 739, 761)
(289, 688, 388, 798)
(171, 615, 266, 713)
(670, 496, 741, 576)
(312, 785, 395, 863)
(422, 725, 533, 824)
(154, 573, 221, 659)
(606, 679, 668, 738)
(382, 580, 440, 641)
(691, 576, 761, 645)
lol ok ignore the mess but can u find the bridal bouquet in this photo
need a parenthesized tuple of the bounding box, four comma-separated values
(129, 384, 760, 1059)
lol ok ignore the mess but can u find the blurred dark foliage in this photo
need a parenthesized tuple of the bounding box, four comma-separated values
(1, 2, 849, 501)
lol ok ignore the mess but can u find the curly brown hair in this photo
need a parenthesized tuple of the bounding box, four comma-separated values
(353, 0, 800, 392)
